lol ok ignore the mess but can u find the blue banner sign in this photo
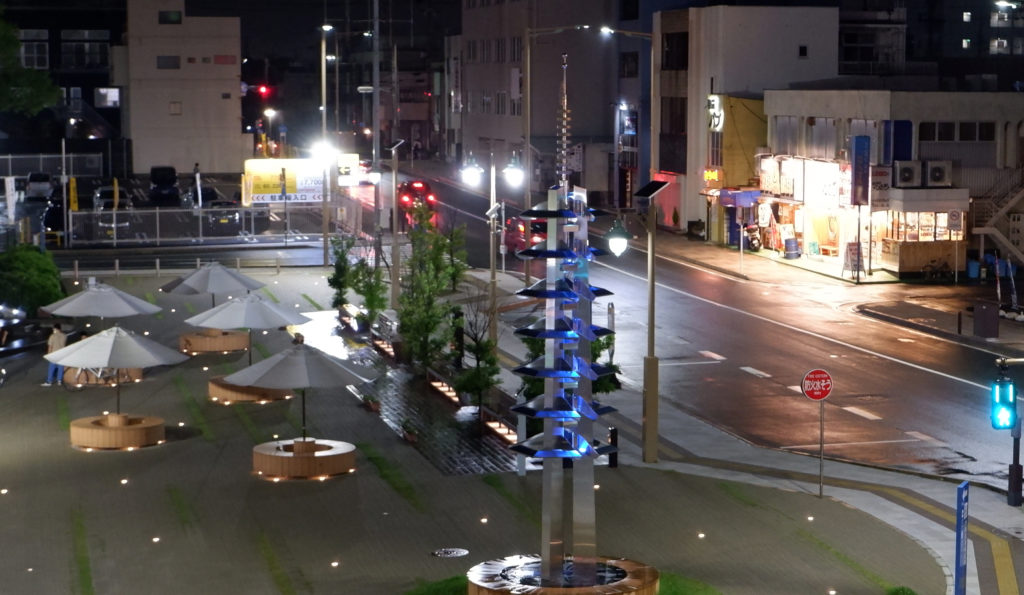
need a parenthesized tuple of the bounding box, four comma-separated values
(955, 480, 969, 595)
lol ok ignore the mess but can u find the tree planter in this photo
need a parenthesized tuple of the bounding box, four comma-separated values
(363, 399, 381, 413)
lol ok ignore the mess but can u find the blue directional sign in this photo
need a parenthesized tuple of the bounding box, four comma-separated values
(955, 480, 969, 595)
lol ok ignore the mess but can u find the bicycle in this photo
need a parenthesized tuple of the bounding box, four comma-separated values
(921, 259, 952, 282)
(62, 367, 135, 392)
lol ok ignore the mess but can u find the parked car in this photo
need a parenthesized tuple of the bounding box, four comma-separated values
(92, 185, 135, 210)
(182, 185, 228, 208)
(93, 190, 133, 240)
(24, 172, 54, 201)
(202, 200, 243, 235)
(504, 216, 547, 253)
(148, 165, 180, 206)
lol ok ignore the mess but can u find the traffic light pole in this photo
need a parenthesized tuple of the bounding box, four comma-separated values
(995, 357, 1024, 506)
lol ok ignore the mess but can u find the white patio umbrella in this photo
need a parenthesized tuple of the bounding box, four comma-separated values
(45, 326, 189, 413)
(184, 294, 311, 364)
(41, 282, 162, 319)
(223, 343, 377, 439)
(159, 262, 265, 306)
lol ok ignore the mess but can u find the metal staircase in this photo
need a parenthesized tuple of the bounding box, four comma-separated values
(973, 172, 1024, 262)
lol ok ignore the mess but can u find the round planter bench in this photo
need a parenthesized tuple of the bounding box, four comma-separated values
(252, 438, 356, 480)
(69, 413, 165, 450)
(208, 375, 292, 405)
(178, 329, 249, 355)
(63, 367, 142, 387)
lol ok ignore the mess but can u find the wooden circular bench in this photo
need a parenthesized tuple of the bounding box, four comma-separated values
(252, 438, 357, 480)
(208, 375, 292, 405)
(178, 329, 249, 355)
(69, 413, 165, 450)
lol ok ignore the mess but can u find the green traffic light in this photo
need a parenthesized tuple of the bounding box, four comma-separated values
(992, 376, 1018, 430)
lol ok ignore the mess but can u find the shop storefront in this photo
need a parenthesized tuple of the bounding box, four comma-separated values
(757, 156, 968, 279)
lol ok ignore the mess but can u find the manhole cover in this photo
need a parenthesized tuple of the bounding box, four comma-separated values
(432, 547, 469, 558)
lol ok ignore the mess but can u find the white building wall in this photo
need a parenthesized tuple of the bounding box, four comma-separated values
(126, 0, 250, 175)
(674, 5, 839, 227)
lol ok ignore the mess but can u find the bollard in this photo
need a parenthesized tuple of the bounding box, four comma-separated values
(155, 258, 161, 278)
(236, 257, 241, 271)
(275, 258, 281, 275)
(196, 257, 200, 269)
(114, 259, 120, 277)
(608, 426, 618, 468)
(73, 259, 79, 282)
(957, 311, 962, 335)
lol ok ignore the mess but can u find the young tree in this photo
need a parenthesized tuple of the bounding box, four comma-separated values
(398, 204, 458, 370)
(0, 244, 64, 315)
(451, 285, 502, 429)
(352, 259, 387, 333)
(327, 235, 358, 322)
(0, 16, 60, 116)
(442, 222, 469, 292)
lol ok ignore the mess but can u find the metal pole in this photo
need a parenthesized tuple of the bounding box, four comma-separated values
(390, 140, 404, 310)
(489, 152, 498, 345)
(819, 400, 825, 498)
(642, 207, 659, 463)
(321, 26, 331, 266)
(522, 27, 532, 288)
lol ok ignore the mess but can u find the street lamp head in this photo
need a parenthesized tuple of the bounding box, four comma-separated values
(502, 155, 525, 188)
(600, 25, 614, 35)
(604, 219, 631, 257)
(460, 156, 485, 187)
(263, 108, 277, 119)
(321, 24, 334, 32)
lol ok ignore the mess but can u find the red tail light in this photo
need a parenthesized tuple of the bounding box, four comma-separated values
(426, 194, 437, 203)
(411, 181, 424, 189)
(401, 194, 411, 204)
(517, 223, 525, 233)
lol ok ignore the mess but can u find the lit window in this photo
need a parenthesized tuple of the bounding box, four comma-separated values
(94, 88, 119, 108)
(963, 12, 971, 23)
(963, 38, 972, 49)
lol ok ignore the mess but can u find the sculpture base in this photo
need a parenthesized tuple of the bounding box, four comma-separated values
(467, 555, 658, 594)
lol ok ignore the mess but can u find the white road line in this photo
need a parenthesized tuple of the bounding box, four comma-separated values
(740, 366, 771, 378)
(896, 337, 915, 343)
(787, 385, 803, 393)
(905, 431, 948, 446)
(699, 350, 726, 360)
(843, 406, 882, 421)
(782, 438, 919, 449)
(662, 361, 719, 366)
(594, 259, 991, 391)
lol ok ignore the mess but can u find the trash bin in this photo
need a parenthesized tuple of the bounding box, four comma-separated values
(974, 301, 1000, 339)
(784, 238, 801, 259)
(967, 260, 980, 279)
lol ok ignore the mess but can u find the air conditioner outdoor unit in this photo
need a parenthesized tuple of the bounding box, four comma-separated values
(926, 160, 953, 187)
(894, 160, 922, 188)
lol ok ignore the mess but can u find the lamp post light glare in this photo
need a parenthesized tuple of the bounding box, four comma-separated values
(605, 219, 631, 257)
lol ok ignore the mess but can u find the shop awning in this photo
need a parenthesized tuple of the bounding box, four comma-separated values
(718, 189, 760, 208)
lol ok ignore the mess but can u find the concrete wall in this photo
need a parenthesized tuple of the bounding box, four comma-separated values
(669, 5, 839, 228)
(125, 0, 250, 174)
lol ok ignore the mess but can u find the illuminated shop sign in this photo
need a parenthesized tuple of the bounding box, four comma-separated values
(707, 95, 724, 132)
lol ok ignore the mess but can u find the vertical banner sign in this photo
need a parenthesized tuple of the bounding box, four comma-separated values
(851, 135, 870, 206)
(954, 480, 969, 595)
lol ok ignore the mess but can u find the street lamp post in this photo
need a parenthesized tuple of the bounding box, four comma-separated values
(390, 139, 405, 310)
(605, 206, 660, 463)
(263, 109, 276, 157)
(320, 24, 334, 267)
(461, 153, 522, 345)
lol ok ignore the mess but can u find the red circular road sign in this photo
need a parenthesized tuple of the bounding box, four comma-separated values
(802, 369, 833, 401)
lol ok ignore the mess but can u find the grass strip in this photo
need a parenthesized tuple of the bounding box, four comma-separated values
(166, 486, 199, 529)
(233, 405, 269, 444)
(716, 481, 761, 508)
(184, 302, 197, 314)
(218, 362, 237, 375)
(481, 473, 539, 527)
(71, 509, 95, 595)
(256, 531, 296, 595)
(173, 374, 215, 441)
(797, 528, 891, 591)
(300, 293, 323, 310)
(261, 286, 280, 303)
(404, 575, 468, 594)
(658, 572, 721, 594)
(357, 442, 426, 512)
(144, 292, 164, 319)
(56, 394, 71, 431)
(254, 341, 271, 359)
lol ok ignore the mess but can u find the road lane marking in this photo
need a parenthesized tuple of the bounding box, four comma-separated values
(905, 431, 947, 446)
(699, 350, 726, 360)
(896, 337, 915, 343)
(781, 438, 918, 449)
(595, 258, 990, 391)
(842, 406, 882, 420)
(740, 366, 771, 378)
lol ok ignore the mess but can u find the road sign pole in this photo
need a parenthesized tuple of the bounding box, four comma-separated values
(819, 400, 824, 498)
